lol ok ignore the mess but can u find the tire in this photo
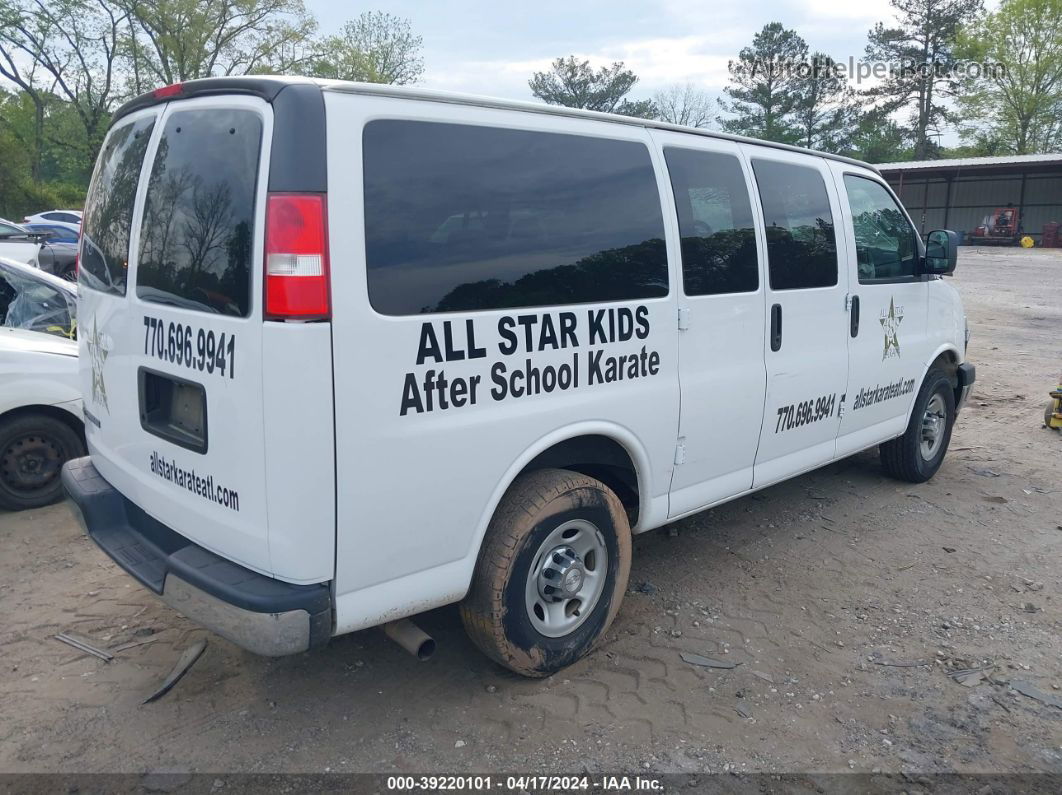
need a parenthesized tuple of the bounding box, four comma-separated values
(879, 369, 955, 483)
(461, 468, 632, 677)
(0, 413, 85, 511)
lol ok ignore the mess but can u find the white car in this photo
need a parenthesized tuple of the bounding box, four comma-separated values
(23, 210, 83, 231)
(0, 327, 84, 510)
(64, 77, 974, 674)
(0, 218, 41, 267)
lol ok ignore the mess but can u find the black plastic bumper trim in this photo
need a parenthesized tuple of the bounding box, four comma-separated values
(61, 456, 331, 645)
(958, 361, 976, 388)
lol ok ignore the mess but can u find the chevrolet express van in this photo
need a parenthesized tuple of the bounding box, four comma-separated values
(62, 76, 975, 676)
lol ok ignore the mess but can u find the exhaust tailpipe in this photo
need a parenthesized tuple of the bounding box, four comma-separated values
(382, 619, 435, 660)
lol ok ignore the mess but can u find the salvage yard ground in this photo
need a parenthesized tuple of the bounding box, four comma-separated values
(1, 247, 1059, 775)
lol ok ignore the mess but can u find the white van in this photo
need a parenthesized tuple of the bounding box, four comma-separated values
(62, 76, 975, 676)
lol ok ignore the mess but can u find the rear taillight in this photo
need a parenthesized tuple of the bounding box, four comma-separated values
(264, 193, 330, 320)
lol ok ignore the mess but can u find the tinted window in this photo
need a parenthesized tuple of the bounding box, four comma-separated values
(0, 222, 23, 236)
(752, 159, 837, 290)
(664, 148, 758, 295)
(80, 117, 155, 296)
(137, 109, 262, 316)
(363, 120, 668, 315)
(843, 175, 918, 282)
(44, 212, 80, 223)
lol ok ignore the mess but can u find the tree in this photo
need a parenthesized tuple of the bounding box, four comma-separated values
(845, 109, 912, 162)
(304, 11, 423, 84)
(121, 0, 316, 88)
(653, 83, 713, 127)
(791, 54, 861, 152)
(0, 0, 128, 175)
(529, 56, 656, 118)
(864, 0, 983, 159)
(955, 0, 1062, 154)
(717, 23, 808, 143)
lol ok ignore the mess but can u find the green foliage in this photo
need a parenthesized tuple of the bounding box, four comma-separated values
(119, 0, 317, 89)
(791, 54, 862, 153)
(843, 110, 914, 163)
(864, 0, 983, 159)
(302, 11, 423, 84)
(529, 56, 656, 117)
(954, 0, 1062, 154)
(717, 22, 808, 144)
(0, 2, 424, 217)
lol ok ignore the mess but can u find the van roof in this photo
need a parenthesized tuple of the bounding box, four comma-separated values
(112, 75, 877, 172)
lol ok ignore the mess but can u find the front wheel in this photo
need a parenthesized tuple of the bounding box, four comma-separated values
(461, 468, 631, 677)
(879, 369, 955, 483)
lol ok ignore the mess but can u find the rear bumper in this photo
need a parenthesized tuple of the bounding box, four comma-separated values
(956, 362, 976, 412)
(61, 456, 332, 656)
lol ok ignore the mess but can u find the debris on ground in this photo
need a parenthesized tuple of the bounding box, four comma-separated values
(681, 652, 738, 669)
(143, 640, 208, 705)
(55, 633, 113, 662)
(1010, 680, 1062, 710)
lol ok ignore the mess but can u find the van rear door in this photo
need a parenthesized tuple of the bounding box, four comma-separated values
(78, 90, 335, 584)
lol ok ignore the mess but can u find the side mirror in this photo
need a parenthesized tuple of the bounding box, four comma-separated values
(923, 229, 958, 275)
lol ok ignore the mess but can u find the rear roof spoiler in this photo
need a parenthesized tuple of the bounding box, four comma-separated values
(113, 77, 326, 194)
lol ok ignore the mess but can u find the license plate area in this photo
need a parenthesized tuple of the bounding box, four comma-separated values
(138, 367, 208, 454)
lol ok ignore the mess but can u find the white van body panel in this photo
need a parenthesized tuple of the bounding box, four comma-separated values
(745, 147, 851, 490)
(325, 93, 681, 630)
(79, 96, 301, 580)
(646, 131, 768, 517)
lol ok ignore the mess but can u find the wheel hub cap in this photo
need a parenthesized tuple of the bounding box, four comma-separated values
(524, 519, 608, 638)
(538, 545, 586, 601)
(920, 393, 947, 459)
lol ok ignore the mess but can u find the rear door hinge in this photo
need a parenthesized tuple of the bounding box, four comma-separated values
(674, 439, 687, 465)
(678, 307, 690, 331)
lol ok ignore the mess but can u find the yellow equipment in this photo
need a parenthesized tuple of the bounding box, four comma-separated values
(1047, 375, 1062, 430)
(1020, 235, 1035, 248)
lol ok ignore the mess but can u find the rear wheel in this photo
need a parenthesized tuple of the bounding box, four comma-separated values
(461, 468, 631, 677)
(879, 369, 955, 483)
(0, 414, 84, 511)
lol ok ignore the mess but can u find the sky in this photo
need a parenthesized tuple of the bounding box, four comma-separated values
(307, 0, 901, 102)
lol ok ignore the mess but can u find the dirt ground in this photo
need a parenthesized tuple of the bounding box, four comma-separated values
(1, 246, 1060, 777)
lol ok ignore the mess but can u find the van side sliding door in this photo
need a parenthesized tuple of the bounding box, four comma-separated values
(745, 149, 850, 488)
(650, 132, 768, 517)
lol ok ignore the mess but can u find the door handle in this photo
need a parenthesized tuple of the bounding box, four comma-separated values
(770, 303, 782, 352)
(850, 295, 860, 337)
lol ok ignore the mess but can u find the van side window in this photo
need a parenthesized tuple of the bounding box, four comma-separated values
(363, 120, 668, 315)
(842, 175, 918, 282)
(663, 148, 758, 295)
(751, 159, 838, 290)
(136, 109, 262, 317)
(80, 117, 156, 296)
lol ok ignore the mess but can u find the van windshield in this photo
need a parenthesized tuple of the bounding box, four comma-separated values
(136, 109, 262, 317)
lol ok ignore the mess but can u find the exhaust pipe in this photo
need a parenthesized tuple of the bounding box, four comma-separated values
(382, 618, 435, 660)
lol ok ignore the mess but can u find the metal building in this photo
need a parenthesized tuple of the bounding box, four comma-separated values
(876, 154, 1062, 245)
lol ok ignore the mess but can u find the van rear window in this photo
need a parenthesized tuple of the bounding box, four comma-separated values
(80, 117, 155, 296)
(363, 120, 668, 315)
(136, 109, 262, 316)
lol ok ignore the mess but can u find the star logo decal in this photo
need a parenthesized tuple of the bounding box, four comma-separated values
(86, 315, 109, 412)
(880, 297, 904, 360)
